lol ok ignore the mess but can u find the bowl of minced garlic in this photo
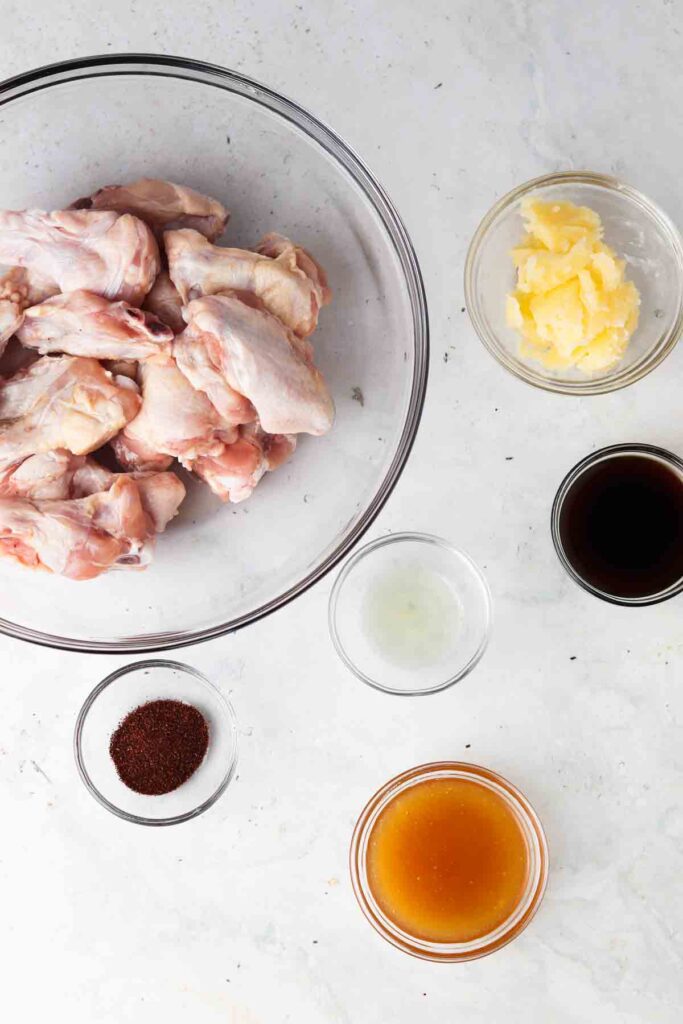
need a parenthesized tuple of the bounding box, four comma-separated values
(506, 198, 639, 373)
(465, 172, 683, 395)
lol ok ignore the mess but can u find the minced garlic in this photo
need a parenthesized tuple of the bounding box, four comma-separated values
(506, 198, 640, 373)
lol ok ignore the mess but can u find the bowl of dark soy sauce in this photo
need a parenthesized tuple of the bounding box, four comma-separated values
(552, 444, 683, 605)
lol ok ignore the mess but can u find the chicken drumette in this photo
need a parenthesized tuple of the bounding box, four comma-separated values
(165, 228, 330, 339)
(17, 289, 173, 360)
(0, 450, 185, 579)
(0, 209, 159, 306)
(0, 450, 185, 531)
(111, 353, 233, 472)
(72, 178, 229, 242)
(177, 293, 334, 436)
(0, 355, 140, 474)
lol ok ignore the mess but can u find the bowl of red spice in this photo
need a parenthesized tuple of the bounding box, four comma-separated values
(74, 660, 238, 826)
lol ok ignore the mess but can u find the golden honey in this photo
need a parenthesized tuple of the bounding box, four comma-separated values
(366, 775, 530, 944)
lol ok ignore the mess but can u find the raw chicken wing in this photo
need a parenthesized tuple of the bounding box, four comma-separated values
(242, 420, 297, 471)
(73, 178, 229, 241)
(0, 355, 79, 420)
(191, 422, 296, 503)
(0, 356, 140, 473)
(1, 450, 185, 532)
(17, 290, 172, 360)
(129, 472, 186, 533)
(191, 434, 266, 503)
(0, 476, 150, 579)
(0, 451, 112, 502)
(0, 209, 159, 305)
(0, 450, 80, 500)
(181, 294, 334, 435)
(71, 463, 184, 533)
(165, 228, 329, 338)
(112, 353, 234, 472)
(174, 320, 255, 426)
(255, 232, 331, 305)
(68, 458, 185, 531)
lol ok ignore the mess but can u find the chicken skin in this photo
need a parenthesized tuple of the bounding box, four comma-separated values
(242, 420, 297, 471)
(0, 355, 140, 473)
(0, 454, 185, 579)
(112, 348, 298, 503)
(165, 228, 329, 339)
(174, 319, 255, 427)
(0, 476, 150, 579)
(0, 450, 120, 502)
(127, 471, 186, 533)
(72, 178, 229, 242)
(190, 435, 266, 504)
(59, 454, 185, 532)
(191, 422, 296, 503)
(112, 353, 234, 472)
(0, 210, 159, 306)
(142, 270, 185, 334)
(17, 290, 172, 360)
(0, 450, 79, 500)
(0, 450, 184, 531)
(255, 232, 331, 306)
(180, 294, 334, 436)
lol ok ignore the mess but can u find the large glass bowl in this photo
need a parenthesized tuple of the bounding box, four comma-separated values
(0, 55, 428, 652)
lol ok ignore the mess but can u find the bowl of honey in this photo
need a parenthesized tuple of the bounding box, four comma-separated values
(349, 762, 548, 961)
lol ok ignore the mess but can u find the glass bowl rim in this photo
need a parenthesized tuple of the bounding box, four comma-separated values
(349, 761, 549, 962)
(0, 53, 429, 654)
(73, 658, 239, 826)
(464, 169, 683, 396)
(328, 531, 492, 696)
(551, 441, 683, 606)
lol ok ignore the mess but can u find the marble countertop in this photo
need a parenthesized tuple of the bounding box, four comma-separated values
(1, 2, 683, 1021)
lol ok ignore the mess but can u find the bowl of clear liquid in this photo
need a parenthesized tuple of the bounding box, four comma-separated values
(328, 533, 492, 695)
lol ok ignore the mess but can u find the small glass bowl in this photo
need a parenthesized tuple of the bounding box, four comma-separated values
(74, 660, 238, 826)
(349, 762, 549, 962)
(551, 442, 683, 606)
(464, 171, 683, 395)
(328, 533, 491, 695)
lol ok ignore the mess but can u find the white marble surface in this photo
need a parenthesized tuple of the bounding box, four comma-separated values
(1, 1, 683, 1021)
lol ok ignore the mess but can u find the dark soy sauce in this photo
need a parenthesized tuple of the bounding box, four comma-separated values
(559, 454, 683, 599)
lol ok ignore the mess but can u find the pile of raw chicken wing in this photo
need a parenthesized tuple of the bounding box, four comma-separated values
(0, 179, 334, 580)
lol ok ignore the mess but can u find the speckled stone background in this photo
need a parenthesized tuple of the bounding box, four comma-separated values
(1, 2, 683, 1021)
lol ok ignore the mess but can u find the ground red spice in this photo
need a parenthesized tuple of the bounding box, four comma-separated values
(109, 699, 209, 795)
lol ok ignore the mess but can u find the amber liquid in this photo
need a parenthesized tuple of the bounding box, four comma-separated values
(366, 777, 530, 943)
(559, 454, 683, 599)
